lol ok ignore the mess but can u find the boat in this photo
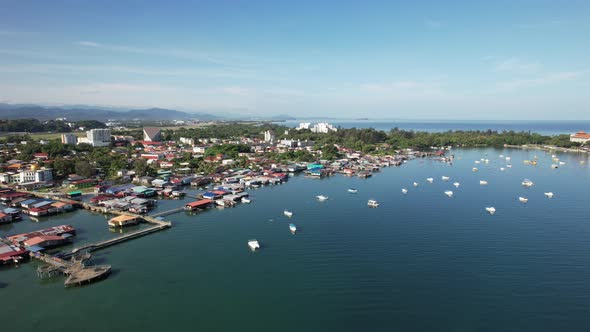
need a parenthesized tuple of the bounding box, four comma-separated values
(485, 207, 496, 215)
(551, 164, 559, 169)
(347, 188, 358, 193)
(241, 197, 251, 204)
(506, 157, 511, 161)
(442, 176, 450, 181)
(499, 154, 504, 158)
(413, 182, 419, 187)
(480, 180, 488, 185)
(500, 167, 505, 171)
(453, 182, 460, 188)
(248, 239, 260, 251)
(316, 195, 329, 201)
(506, 164, 513, 168)
(367, 200, 379, 207)
(289, 223, 297, 233)
(474, 160, 481, 164)
(519, 197, 528, 203)
(401, 188, 408, 194)
(284, 210, 293, 217)
(559, 161, 566, 165)
(473, 167, 478, 172)
(521, 179, 534, 187)
(426, 178, 434, 183)
(544, 192, 554, 198)
(444, 190, 453, 197)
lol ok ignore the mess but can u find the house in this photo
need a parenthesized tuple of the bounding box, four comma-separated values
(570, 131, 590, 144)
(0, 212, 12, 224)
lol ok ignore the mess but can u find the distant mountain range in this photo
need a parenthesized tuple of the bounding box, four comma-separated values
(0, 103, 220, 121)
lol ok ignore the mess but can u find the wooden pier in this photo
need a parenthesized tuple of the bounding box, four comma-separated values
(31, 252, 111, 287)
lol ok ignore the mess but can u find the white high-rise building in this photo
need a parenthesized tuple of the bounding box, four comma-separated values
(311, 122, 337, 133)
(61, 133, 78, 145)
(263, 130, 275, 142)
(19, 168, 53, 183)
(87, 129, 111, 147)
(296, 123, 311, 130)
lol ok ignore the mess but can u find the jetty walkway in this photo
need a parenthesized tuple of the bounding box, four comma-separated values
(32, 251, 111, 287)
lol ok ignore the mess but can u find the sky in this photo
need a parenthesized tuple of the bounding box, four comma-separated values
(0, 0, 589, 120)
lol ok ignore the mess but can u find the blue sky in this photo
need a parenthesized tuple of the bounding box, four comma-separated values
(0, 0, 588, 119)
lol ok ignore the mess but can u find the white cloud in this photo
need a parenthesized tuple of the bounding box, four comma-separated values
(77, 41, 100, 47)
(496, 71, 583, 91)
(493, 57, 541, 73)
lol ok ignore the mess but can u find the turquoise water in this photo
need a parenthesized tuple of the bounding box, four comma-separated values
(2, 148, 590, 331)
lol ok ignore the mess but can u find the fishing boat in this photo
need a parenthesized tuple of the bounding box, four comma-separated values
(444, 190, 453, 197)
(413, 182, 419, 187)
(442, 176, 450, 181)
(289, 223, 297, 233)
(453, 182, 460, 188)
(544, 192, 554, 198)
(248, 239, 260, 251)
(519, 197, 528, 203)
(485, 207, 496, 214)
(401, 188, 408, 194)
(367, 200, 379, 207)
(347, 188, 358, 193)
(426, 178, 434, 183)
(521, 179, 534, 187)
(284, 210, 293, 217)
(316, 195, 329, 201)
(480, 180, 488, 185)
(241, 197, 251, 204)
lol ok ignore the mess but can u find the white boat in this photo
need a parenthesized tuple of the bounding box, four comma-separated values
(506, 157, 511, 161)
(499, 154, 504, 158)
(521, 179, 534, 187)
(473, 167, 478, 172)
(441, 176, 450, 181)
(401, 188, 408, 194)
(367, 200, 379, 207)
(241, 197, 251, 204)
(480, 180, 488, 185)
(474, 160, 481, 164)
(551, 154, 556, 158)
(413, 182, 419, 187)
(248, 239, 260, 251)
(316, 195, 329, 201)
(284, 210, 293, 217)
(559, 161, 566, 165)
(544, 192, 554, 198)
(426, 178, 434, 183)
(485, 207, 496, 215)
(519, 197, 528, 203)
(551, 164, 559, 169)
(347, 188, 358, 193)
(484, 159, 489, 164)
(506, 164, 512, 168)
(500, 167, 505, 171)
(444, 190, 453, 197)
(289, 223, 297, 233)
(453, 182, 460, 188)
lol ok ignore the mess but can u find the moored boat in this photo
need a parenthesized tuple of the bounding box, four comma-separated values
(284, 210, 293, 217)
(413, 182, 419, 187)
(519, 197, 528, 203)
(479, 180, 488, 185)
(241, 197, 251, 203)
(441, 176, 450, 181)
(367, 200, 379, 207)
(544, 192, 554, 198)
(289, 223, 297, 233)
(485, 207, 496, 215)
(521, 179, 534, 187)
(444, 190, 453, 197)
(426, 178, 434, 183)
(248, 239, 260, 251)
(401, 188, 408, 194)
(347, 188, 358, 193)
(316, 195, 329, 201)
(453, 182, 460, 188)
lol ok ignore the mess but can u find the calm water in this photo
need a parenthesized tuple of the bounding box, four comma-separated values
(2, 148, 590, 331)
(279, 120, 590, 136)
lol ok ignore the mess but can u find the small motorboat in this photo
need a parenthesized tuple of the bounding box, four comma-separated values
(475, 160, 481, 164)
(559, 161, 566, 165)
(499, 154, 504, 158)
(506, 164, 513, 168)
(284, 210, 293, 217)
(544, 192, 554, 198)
(426, 178, 434, 183)
(347, 188, 358, 193)
(506, 156, 511, 161)
(519, 197, 528, 203)
(241, 197, 251, 204)
(551, 164, 559, 169)
(500, 167, 505, 171)
(413, 182, 419, 187)
(316, 195, 329, 201)
(444, 190, 453, 197)
(248, 239, 260, 251)
(521, 179, 534, 187)
(289, 223, 297, 233)
(401, 188, 408, 194)
(480, 180, 488, 185)
(473, 167, 478, 172)
(367, 200, 379, 207)
(441, 176, 450, 181)
(485, 207, 496, 215)
(453, 182, 460, 188)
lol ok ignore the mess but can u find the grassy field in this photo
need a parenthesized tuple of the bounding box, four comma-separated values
(27, 132, 87, 140)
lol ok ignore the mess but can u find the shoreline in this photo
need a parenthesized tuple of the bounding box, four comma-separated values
(503, 144, 589, 155)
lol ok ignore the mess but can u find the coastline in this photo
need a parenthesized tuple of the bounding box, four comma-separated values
(503, 144, 590, 154)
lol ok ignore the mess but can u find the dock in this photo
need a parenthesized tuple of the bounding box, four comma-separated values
(32, 252, 111, 287)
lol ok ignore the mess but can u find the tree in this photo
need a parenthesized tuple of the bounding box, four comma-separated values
(133, 158, 156, 177)
(75, 160, 95, 178)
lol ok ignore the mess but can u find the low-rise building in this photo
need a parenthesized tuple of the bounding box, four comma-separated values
(570, 131, 590, 144)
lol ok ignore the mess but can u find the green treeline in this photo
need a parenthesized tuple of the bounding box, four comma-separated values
(0, 119, 106, 133)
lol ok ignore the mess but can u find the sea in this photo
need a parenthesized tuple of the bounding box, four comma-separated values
(2, 147, 590, 331)
(278, 120, 590, 136)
